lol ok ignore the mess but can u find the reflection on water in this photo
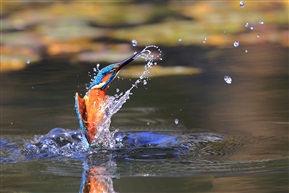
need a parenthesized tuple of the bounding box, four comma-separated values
(80, 158, 116, 193)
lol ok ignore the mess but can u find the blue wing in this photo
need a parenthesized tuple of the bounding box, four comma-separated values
(75, 93, 89, 148)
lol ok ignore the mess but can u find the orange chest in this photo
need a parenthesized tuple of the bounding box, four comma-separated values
(84, 89, 107, 140)
(85, 89, 107, 122)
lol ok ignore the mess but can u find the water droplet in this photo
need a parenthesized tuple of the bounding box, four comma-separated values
(257, 34, 260, 38)
(245, 49, 248, 53)
(26, 59, 30, 64)
(178, 38, 182, 43)
(202, 37, 207, 44)
(239, 1, 245, 8)
(147, 122, 150, 125)
(143, 80, 147, 85)
(259, 19, 264, 24)
(233, 41, 239, 47)
(131, 39, 137, 47)
(245, 22, 249, 28)
(250, 26, 254, 30)
(224, 75, 232, 84)
(174, 118, 179, 125)
(116, 88, 119, 93)
(11, 122, 13, 125)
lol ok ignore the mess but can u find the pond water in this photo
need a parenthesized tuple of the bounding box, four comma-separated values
(1, 44, 288, 192)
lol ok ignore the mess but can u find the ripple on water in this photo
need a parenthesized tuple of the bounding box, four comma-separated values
(2, 130, 225, 162)
(1, 131, 288, 179)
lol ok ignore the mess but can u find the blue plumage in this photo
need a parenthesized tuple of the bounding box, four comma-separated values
(88, 63, 119, 91)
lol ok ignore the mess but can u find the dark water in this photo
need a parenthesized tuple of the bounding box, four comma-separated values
(1, 44, 288, 192)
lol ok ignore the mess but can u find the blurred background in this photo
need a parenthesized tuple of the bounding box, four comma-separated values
(1, 1, 288, 192)
(1, 1, 288, 134)
(1, 1, 288, 71)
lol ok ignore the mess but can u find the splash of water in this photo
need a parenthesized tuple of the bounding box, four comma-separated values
(89, 45, 162, 149)
(21, 128, 88, 159)
(11, 46, 162, 159)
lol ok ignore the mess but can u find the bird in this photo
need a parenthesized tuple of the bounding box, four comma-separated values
(75, 51, 142, 146)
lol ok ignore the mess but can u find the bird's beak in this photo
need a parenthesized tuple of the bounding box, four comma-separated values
(117, 51, 143, 71)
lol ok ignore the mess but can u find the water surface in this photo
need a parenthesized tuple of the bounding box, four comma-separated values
(1, 44, 288, 192)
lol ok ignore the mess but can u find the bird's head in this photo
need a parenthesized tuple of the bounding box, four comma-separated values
(88, 51, 141, 91)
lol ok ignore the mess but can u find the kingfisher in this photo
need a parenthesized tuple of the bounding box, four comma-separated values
(75, 51, 141, 146)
